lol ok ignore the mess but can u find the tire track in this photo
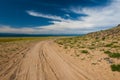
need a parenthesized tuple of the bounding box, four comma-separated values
(0, 40, 92, 80)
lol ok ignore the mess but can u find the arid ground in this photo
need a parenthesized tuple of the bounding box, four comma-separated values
(0, 34, 120, 80)
(0, 38, 93, 80)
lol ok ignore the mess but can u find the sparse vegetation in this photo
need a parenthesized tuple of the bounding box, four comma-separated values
(111, 64, 120, 72)
(64, 46, 68, 49)
(55, 24, 120, 73)
(104, 51, 120, 58)
(88, 47, 95, 49)
(75, 53, 80, 57)
(105, 43, 113, 47)
(0, 37, 52, 42)
(0, 37, 53, 57)
(109, 53, 120, 58)
(104, 51, 111, 54)
(81, 50, 88, 54)
(102, 37, 105, 40)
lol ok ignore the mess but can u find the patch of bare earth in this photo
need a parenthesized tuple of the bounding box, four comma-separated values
(0, 40, 94, 80)
(60, 47, 120, 80)
(0, 38, 120, 80)
(55, 24, 120, 80)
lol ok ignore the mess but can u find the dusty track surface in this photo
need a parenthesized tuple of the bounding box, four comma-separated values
(0, 40, 93, 80)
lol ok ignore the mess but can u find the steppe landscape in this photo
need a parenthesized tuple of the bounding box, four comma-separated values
(0, 25, 120, 80)
(1, 0, 120, 80)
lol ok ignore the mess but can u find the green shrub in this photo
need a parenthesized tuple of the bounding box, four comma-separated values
(104, 51, 111, 54)
(109, 53, 120, 58)
(104, 51, 120, 58)
(81, 50, 88, 54)
(111, 64, 120, 72)
(57, 42, 63, 45)
(112, 45, 120, 48)
(105, 43, 113, 47)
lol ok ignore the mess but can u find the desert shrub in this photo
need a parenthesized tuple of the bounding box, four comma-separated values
(112, 41, 118, 43)
(70, 45, 74, 48)
(112, 45, 120, 48)
(95, 37, 99, 40)
(104, 51, 111, 54)
(104, 51, 120, 58)
(88, 47, 95, 49)
(111, 64, 120, 72)
(102, 37, 105, 40)
(105, 43, 113, 47)
(81, 50, 88, 54)
(109, 53, 120, 58)
(91, 43, 95, 46)
(64, 46, 68, 49)
(57, 41, 63, 45)
(75, 54, 80, 57)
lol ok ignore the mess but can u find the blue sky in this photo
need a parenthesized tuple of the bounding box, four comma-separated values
(0, 0, 120, 34)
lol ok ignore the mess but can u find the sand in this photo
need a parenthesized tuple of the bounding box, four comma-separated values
(0, 40, 119, 80)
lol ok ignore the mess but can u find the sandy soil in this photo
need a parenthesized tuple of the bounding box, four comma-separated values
(0, 40, 119, 80)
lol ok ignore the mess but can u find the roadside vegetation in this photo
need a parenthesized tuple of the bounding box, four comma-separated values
(0, 37, 53, 65)
(55, 25, 120, 72)
(104, 51, 120, 58)
(0, 37, 52, 42)
(111, 64, 120, 72)
(81, 50, 89, 54)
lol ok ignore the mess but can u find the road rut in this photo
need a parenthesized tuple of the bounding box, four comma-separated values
(0, 40, 92, 80)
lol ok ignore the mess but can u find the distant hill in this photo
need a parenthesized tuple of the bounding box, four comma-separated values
(56, 24, 120, 73)
(86, 24, 120, 39)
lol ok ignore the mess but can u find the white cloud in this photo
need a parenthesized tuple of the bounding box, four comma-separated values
(0, 25, 75, 34)
(26, 10, 65, 21)
(71, 0, 120, 28)
(36, 0, 119, 34)
(30, 0, 120, 34)
(0, 0, 120, 34)
(0, 25, 35, 34)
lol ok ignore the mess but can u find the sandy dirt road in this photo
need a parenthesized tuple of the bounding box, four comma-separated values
(0, 40, 93, 80)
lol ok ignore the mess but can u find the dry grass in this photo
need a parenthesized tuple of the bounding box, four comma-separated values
(55, 25, 120, 72)
(0, 37, 52, 42)
(0, 37, 53, 64)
